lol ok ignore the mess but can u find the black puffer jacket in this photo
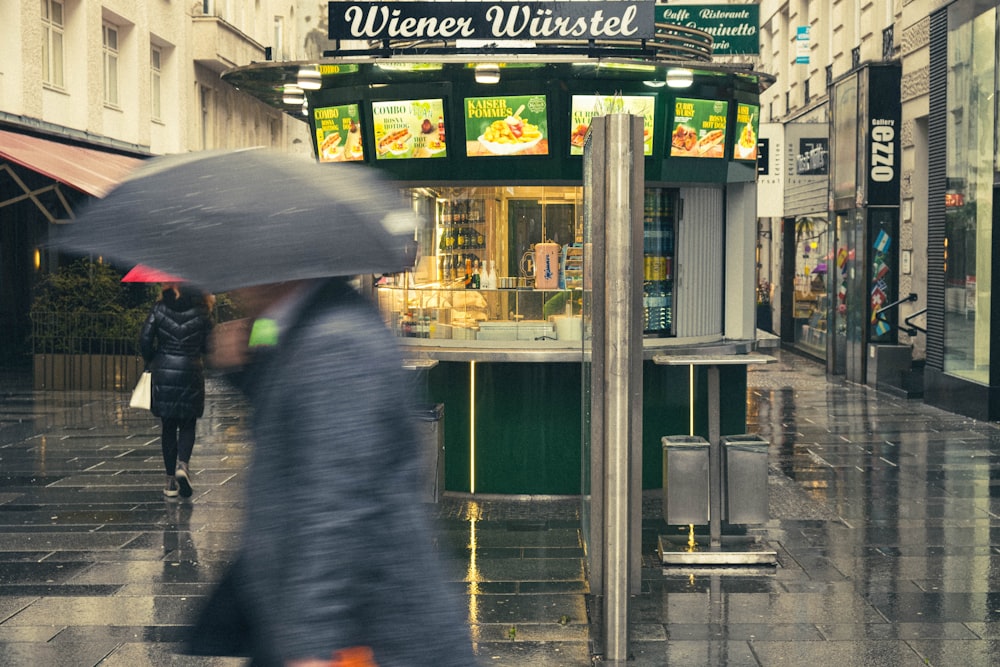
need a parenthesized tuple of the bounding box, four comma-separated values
(140, 287, 212, 420)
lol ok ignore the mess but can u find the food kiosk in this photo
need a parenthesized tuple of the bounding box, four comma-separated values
(222, 8, 771, 496)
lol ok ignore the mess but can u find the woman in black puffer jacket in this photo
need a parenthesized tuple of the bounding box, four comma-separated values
(140, 284, 213, 499)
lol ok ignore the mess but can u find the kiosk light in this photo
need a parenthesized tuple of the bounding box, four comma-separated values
(474, 64, 501, 85)
(666, 68, 693, 89)
(297, 66, 322, 90)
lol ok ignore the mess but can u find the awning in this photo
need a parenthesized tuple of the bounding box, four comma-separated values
(0, 129, 144, 199)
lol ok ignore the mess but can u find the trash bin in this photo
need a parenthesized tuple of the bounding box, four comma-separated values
(414, 404, 445, 503)
(662, 435, 710, 525)
(722, 434, 769, 524)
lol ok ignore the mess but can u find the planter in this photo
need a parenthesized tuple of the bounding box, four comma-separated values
(33, 354, 143, 391)
(756, 303, 773, 333)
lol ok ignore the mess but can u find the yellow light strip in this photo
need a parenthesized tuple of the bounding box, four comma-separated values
(689, 365, 695, 436)
(469, 360, 476, 494)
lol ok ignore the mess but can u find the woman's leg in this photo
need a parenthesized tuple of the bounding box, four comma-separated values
(161, 417, 179, 475)
(161, 418, 180, 497)
(175, 418, 197, 498)
(176, 418, 197, 464)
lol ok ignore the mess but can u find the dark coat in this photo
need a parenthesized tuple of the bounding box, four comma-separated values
(187, 279, 475, 667)
(139, 287, 212, 420)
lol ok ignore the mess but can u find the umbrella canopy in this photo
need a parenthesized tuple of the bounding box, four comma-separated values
(53, 149, 420, 292)
(121, 264, 185, 283)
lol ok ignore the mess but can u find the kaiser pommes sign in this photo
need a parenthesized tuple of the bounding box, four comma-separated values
(328, 1, 656, 42)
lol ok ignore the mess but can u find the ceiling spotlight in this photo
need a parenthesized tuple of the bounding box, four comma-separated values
(665, 68, 694, 89)
(282, 83, 304, 104)
(474, 64, 501, 85)
(297, 66, 322, 90)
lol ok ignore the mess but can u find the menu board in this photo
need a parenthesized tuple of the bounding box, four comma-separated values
(371, 99, 447, 160)
(465, 94, 548, 157)
(732, 103, 759, 161)
(314, 104, 364, 163)
(569, 95, 655, 156)
(669, 98, 729, 159)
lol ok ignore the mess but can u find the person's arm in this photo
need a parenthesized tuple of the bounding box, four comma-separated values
(139, 309, 158, 364)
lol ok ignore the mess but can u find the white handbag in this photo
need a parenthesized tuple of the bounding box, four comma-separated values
(129, 371, 152, 410)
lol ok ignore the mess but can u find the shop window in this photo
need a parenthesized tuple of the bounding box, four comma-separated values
(41, 0, 65, 89)
(151, 46, 162, 121)
(943, 1, 996, 383)
(791, 215, 831, 356)
(102, 22, 120, 108)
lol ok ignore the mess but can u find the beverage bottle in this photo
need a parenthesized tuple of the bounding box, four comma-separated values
(471, 261, 481, 289)
(464, 258, 473, 289)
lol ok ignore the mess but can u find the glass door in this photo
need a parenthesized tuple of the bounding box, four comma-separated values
(642, 188, 676, 336)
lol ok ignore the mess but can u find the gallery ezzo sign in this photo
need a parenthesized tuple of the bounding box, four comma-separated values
(869, 121, 895, 183)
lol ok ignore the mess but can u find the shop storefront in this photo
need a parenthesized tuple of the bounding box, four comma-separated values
(925, 0, 1000, 420)
(827, 63, 902, 383)
(222, 4, 770, 495)
(778, 123, 830, 360)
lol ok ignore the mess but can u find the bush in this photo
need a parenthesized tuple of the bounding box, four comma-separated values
(30, 259, 158, 355)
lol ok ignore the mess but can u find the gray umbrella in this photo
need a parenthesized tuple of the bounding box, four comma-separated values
(52, 148, 420, 292)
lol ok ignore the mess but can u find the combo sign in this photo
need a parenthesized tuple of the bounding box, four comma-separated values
(328, 1, 656, 41)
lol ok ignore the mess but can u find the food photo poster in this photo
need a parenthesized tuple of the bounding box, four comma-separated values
(670, 98, 729, 159)
(568, 95, 655, 156)
(464, 95, 549, 157)
(733, 103, 759, 161)
(314, 103, 365, 163)
(371, 99, 447, 160)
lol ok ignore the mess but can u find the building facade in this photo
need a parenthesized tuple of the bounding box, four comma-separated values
(757, 0, 1000, 420)
(0, 0, 311, 367)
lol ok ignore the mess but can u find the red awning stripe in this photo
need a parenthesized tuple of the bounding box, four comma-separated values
(0, 129, 144, 198)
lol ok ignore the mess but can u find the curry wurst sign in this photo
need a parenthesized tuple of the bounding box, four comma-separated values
(328, 1, 656, 42)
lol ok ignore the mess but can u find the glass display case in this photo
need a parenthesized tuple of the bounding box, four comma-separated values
(379, 185, 585, 343)
(376, 283, 581, 341)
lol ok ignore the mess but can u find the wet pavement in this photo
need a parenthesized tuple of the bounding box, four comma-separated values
(2, 349, 1000, 665)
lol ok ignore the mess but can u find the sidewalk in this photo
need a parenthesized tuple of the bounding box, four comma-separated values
(0, 350, 999, 666)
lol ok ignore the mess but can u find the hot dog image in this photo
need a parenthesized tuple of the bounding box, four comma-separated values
(320, 132, 342, 160)
(695, 129, 725, 155)
(377, 128, 411, 154)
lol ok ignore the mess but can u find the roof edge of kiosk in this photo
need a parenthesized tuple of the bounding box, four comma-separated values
(222, 54, 775, 120)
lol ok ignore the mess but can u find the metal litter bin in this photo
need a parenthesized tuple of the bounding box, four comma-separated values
(415, 404, 445, 502)
(722, 434, 769, 524)
(662, 436, 710, 525)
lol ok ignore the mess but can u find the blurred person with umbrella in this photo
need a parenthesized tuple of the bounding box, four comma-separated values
(53, 149, 475, 666)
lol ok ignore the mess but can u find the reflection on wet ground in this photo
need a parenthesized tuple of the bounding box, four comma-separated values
(2, 350, 1000, 665)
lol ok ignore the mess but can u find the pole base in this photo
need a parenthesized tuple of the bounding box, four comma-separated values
(658, 534, 778, 566)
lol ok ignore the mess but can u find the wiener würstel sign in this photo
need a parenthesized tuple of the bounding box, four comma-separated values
(327, 1, 657, 42)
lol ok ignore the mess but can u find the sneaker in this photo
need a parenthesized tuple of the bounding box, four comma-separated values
(175, 461, 193, 498)
(163, 476, 179, 498)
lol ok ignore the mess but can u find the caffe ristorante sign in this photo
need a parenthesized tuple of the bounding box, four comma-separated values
(327, 1, 656, 42)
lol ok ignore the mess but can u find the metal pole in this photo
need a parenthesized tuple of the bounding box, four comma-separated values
(601, 113, 643, 663)
(707, 365, 722, 548)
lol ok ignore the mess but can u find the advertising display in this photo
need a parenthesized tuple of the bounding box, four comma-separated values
(372, 99, 448, 160)
(669, 98, 728, 158)
(732, 102, 759, 161)
(569, 94, 655, 156)
(314, 103, 365, 163)
(464, 94, 549, 157)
